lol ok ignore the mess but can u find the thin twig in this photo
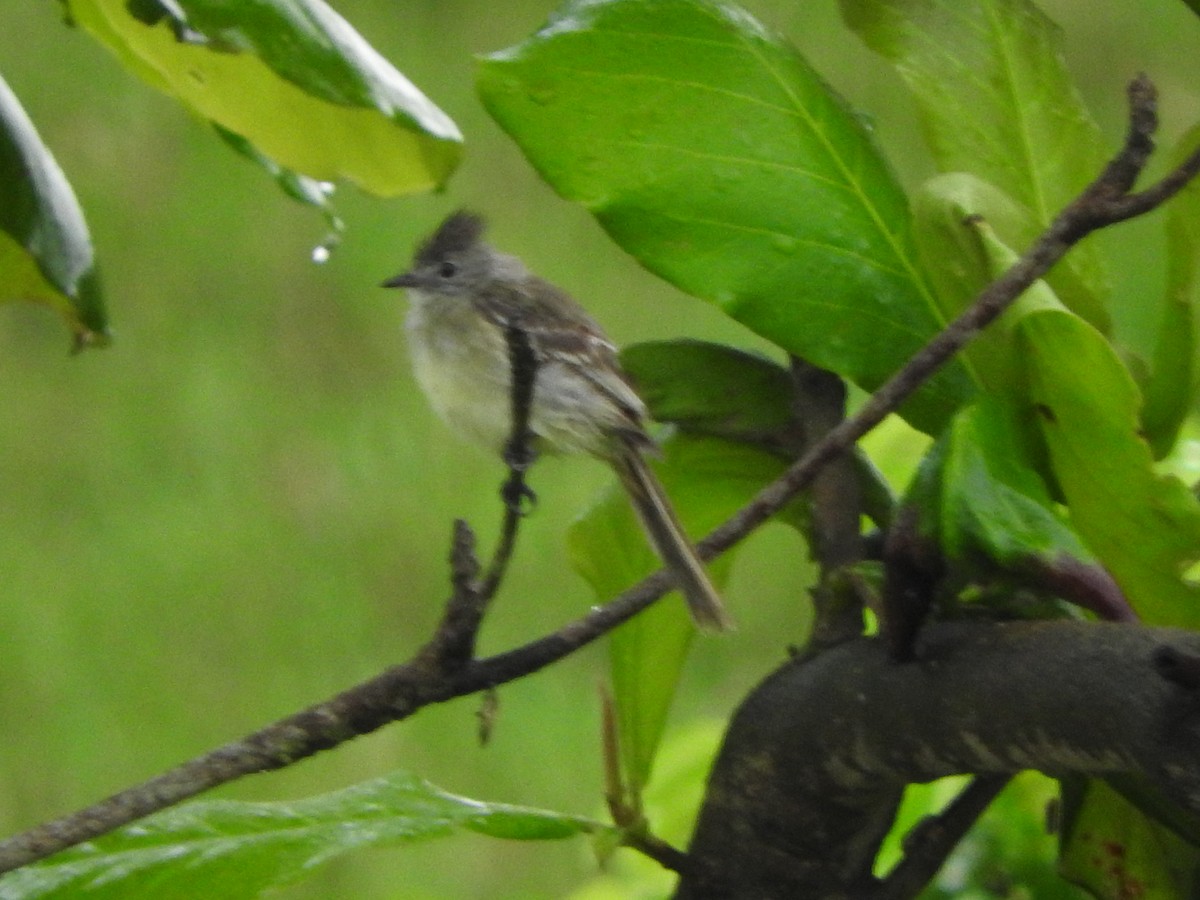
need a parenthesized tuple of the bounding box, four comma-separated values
(599, 683, 631, 824)
(597, 684, 692, 876)
(420, 322, 540, 667)
(0, 76, 1195, 875)
(625, 830, 692, 875)
(416, 519, 483, 669)
(872, 775, 1013, 900)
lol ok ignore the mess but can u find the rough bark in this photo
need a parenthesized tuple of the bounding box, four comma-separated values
(677, 621, 1200, 898)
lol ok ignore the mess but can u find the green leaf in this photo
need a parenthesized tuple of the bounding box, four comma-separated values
(1103, 774, 1200, 849)
(1019, 309, 1200, 627)
(840, 0, 1104, 215)
(478, 0, 974, 435)
(938, 403, 1084, 564)
(0, 771, 606, 899)
(620, 340, 793, 446)
(912, 175, 1059, 397)
(568, 434, 786, 792)
(842, 0, 1110, 332)
(1060, 778, 1200, 900)
(914, 173, 1100, 367)
(620, 339, 896, 528)
(917, 400, 1131, 620)
(64, 0, 462, 203)
(1143, 123, 1200, 457)
(0, 74, 107, 349)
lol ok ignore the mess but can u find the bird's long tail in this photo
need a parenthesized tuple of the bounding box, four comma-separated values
(611, 449, 733, 632)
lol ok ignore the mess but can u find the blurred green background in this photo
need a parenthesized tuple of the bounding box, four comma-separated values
(1, 1, 1197, 897)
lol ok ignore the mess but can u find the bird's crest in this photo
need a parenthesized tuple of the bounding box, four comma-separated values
(415, 210, 486, 264)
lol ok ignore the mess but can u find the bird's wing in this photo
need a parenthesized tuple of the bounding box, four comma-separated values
(476, 277, 651, 439)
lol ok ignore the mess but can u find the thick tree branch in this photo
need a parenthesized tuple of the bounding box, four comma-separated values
(1, 75, 1197, 875)
(676, 622, 1200, 898)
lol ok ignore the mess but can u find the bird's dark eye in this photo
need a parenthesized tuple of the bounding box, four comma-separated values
(438, 261, 458, 278)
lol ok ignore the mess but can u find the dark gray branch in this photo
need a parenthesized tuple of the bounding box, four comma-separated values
(676, 622, 1200, 897)
(874, 774, 1012, 900)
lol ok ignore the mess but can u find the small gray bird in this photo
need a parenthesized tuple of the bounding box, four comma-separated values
(383, 211, 731, 630)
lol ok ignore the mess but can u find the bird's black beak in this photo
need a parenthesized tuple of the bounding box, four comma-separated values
(381, 271, 418, 289)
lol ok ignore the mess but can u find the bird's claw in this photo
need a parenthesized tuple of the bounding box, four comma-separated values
(501, 475, 537, 516)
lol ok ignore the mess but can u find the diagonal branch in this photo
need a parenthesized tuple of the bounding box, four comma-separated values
(0, 75, 1197, 876)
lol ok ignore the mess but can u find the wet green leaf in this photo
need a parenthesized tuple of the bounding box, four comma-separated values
(0, 771, 606, 899)
(911, 400, 1131, 620)
(620, 341, 793, 447)
(1019, 310, 1200, 627)
(64, 0, 462, 204)
(842, 0, 1110, 330)
(936, 403, 1085, 564)
(914, 173, 1096, 371)
(1143, 123, 1200, 457)
(0, 74, 107, 349)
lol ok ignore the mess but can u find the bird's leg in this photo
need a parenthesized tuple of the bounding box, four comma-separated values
(501, 439, 537, 513)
